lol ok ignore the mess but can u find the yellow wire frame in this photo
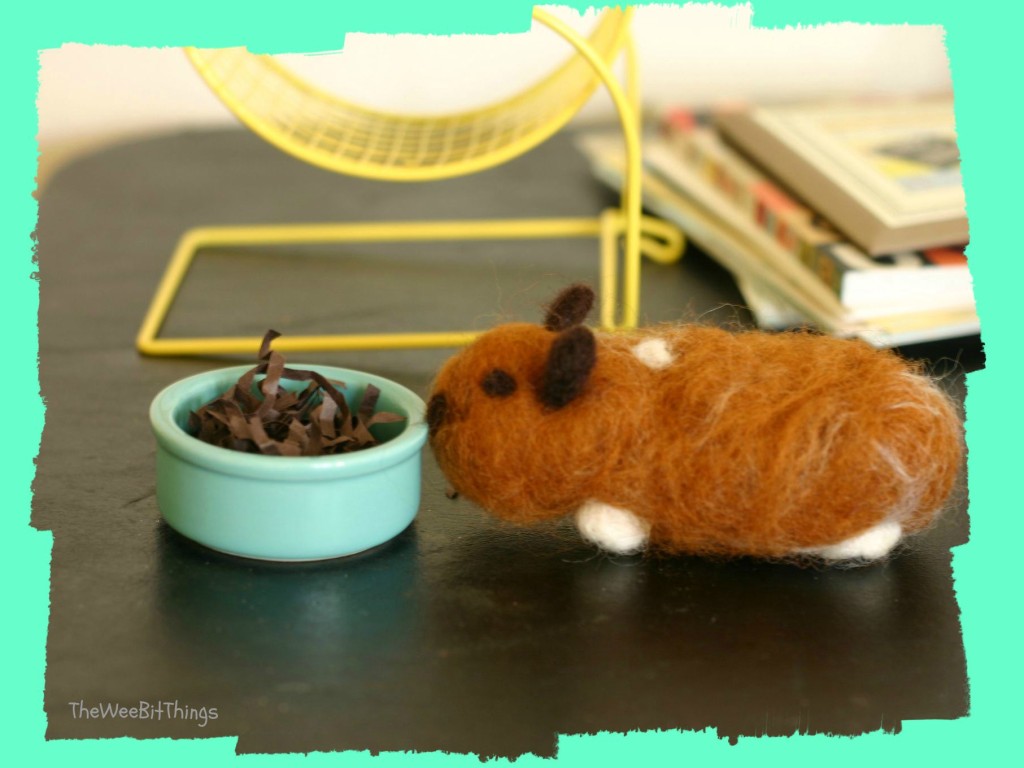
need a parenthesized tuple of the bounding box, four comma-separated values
(532, 8, 643, 327)
(137, 7, 684, 357)
(135, 214, 684, 356)
(183, 9, 633, 183)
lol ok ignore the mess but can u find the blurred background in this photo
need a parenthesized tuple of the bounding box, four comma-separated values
(37, 4, 952, 184)
(35, 3, 974, 353)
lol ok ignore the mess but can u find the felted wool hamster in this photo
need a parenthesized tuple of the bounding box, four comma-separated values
(427, 284, 964, 562)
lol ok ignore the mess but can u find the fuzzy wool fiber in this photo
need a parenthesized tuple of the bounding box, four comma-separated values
(428, 314, 964, 560)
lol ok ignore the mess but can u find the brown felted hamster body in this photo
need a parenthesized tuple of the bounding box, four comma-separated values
(427, 285, 964, 561)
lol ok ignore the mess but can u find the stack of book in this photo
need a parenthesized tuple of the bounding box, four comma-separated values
(576, 98, 977, 347)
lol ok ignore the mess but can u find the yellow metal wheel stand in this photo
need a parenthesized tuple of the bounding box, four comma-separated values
(137, 7, 684, 356)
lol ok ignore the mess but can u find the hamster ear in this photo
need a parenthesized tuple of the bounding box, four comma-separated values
(539, 326, 597, 410)
(543, 283, 595, 331)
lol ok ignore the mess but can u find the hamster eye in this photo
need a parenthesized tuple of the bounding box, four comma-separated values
(481, 369, 517, 398)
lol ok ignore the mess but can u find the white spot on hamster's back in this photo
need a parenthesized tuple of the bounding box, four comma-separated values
(632, 338, 675, 370)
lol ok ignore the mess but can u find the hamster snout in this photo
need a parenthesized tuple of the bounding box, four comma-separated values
(426, 393, 448, 437)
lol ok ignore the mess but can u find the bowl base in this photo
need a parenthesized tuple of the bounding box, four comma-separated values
(195, 539, 385, 563)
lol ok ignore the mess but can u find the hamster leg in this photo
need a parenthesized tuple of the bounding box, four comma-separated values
(575, 500, 651, 554)
(810, 520, 903, 562)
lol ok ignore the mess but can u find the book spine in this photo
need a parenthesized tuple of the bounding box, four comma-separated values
(811, 242, 877, 295)
(662, 108, 873, 300)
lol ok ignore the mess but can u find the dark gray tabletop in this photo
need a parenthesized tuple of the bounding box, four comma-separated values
(35, 128, 979, 757)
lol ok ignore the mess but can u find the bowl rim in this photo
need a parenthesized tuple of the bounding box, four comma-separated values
(150, 364, 427, 481)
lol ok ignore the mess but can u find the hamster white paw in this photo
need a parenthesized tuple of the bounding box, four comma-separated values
(810, 520, 903, 561)
(575, 500, 651, 554)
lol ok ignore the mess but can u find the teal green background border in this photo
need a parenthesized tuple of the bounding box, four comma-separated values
(3, 0, 1016, 764)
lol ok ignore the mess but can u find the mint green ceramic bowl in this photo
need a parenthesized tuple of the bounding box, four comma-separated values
(150, 365, 428, 562)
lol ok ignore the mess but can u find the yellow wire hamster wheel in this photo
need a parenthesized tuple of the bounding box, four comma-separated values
(137, 7, 683, 356)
